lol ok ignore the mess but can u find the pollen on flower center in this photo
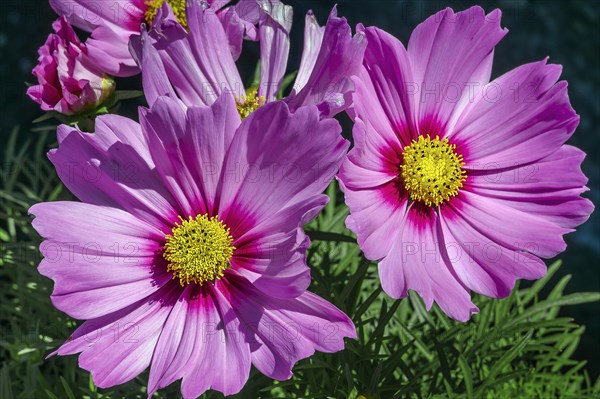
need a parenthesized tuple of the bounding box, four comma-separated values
(145, 0, 187, 29)
(400, 135, 466, 207)
(163, 215, 235, 286)
(236, 88, 266, 120)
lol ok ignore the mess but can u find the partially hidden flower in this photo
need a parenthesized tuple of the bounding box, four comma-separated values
(338, 6, 594, 321)
(30, 92, 354, 397)
(27, 17, 115, 116)
(133, 0, 366, 118)
(49, 0, 286, 76)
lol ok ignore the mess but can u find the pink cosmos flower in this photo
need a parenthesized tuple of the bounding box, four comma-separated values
(27, 17, 115, 115)
(338, 6, 594, 321)
(30, 93, 354, 396)
(134, 0, 366, 117)
(49, 0, 284, 76)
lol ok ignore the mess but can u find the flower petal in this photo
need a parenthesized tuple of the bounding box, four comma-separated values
(466, 145, 594, 228)
(149, 20, 215, 106)
(219, 101, 348, 229)
(294, 10, 325, 93)
(352, 25, 417, 146)
(87, 25, 140, 76)
(30, 201, 170, 319)
(184, 95, 241, 215)
(180, 283, 251, 398)
(49, 115, 179, 229)
(129, 29, 178, 107)
(286, 7, 366, 117)
(75, 283, 181, 388)
(341, 180, 407, 261)
(148, 286, 195, 397)
(230, 198, 320, 298)
(225, 274, 355, 380)
(451, 59, 579, 168)
(407, 6, 507, 133)
(378, 204, 478, 322)
(338, 117, 402, 190)
(449, 190, 571, 258)
(140, 94, 240, 218)
(148, 1, 244, 106)
(217, 6, 249, 60)
(186, 1, 245, 99)
(439, 202, 546, 298)
(257, 0, 293, 101)
(140, 96, 199, 217)
(49, 0, 144, 32)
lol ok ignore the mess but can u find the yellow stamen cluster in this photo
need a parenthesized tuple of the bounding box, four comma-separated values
(401, 135, 466, 207)
(163, 214, 235, 286)
(236, 88, 266, 120)
(145, 0, 187, 29)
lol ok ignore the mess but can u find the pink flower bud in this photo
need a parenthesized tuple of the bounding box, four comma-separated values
(27, 17, 115, 116)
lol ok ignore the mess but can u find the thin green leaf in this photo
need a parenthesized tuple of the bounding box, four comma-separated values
(59, 376, 76, 399)
(457, 355, 474, 399)
(306, 230, 356, 243)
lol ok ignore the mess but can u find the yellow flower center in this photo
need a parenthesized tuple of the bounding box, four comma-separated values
(145, 0, 187, 28)
(163, 215, 235, 286)
(400, 135, 466, 207)
(236, 88, 266, 120)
